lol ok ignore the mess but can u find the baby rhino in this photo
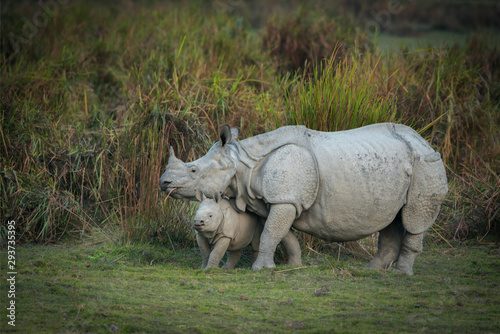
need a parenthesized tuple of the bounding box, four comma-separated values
(193, 190, 262, 270)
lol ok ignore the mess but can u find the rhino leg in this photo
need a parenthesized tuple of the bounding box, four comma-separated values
(252, 203, 296, 271)
(196, 233, 211, 270)
(280, 230, 303, 266)
(365, 214, 405, 270)
(396, 193, 443, 275)
(258, 216, 302, 266)
(395, 232, 424, 275)
(396, 153, 448, 275)
(250, 226, 261, 265)
(206, 237, 231, 269)
(223, 250, 242, 270)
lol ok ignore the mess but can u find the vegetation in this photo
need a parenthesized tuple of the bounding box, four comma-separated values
(1, 1, 499, 332)
(2, 241, 499, 333)
(1, 0, 498, 246)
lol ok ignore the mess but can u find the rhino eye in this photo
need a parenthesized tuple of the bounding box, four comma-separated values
(209, 214, 212, 218)
(190, 167, 197, 173)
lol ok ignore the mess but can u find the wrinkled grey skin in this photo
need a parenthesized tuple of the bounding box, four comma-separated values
(161, 123, 448, 274)
(193, 190, 262, 269)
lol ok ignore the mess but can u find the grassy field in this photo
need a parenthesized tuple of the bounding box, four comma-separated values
(1, 239, 499, 333)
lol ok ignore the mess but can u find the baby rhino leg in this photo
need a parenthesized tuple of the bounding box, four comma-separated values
(196, 233, 211, 270)
(206, 237, 231, 269)
(223, 250, 242, 270)
(280, 230, 302, 266)
(250, 223, 263, 265)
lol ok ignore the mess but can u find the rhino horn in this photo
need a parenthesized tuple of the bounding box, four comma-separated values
(168, 146, 180, 163)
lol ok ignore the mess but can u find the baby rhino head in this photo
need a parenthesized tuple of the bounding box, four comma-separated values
(193, 190, 223, 233)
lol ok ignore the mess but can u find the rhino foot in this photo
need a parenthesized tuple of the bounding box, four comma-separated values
(252, 256, 276, 271)
(394, 257, 415, 275)
(365, 256, 397, 271)
(393, 265, 413, 275)
(287, 257, 303, 267)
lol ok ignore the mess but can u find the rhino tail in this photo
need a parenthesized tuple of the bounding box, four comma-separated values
(424, 151, 441, 163)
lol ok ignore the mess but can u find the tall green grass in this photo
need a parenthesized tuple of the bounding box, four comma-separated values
(280, 53, 398, 131)
(1, 1, 498, 246)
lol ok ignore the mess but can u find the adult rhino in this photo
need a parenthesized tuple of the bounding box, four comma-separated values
(160, 123, 448, 275)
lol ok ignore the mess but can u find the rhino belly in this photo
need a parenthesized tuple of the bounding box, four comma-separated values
(226, 213, 261, 251)
(293, 170, 410, 241)
(292, 206, 400, 242)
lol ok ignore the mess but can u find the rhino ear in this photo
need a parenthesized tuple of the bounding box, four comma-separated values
(220, 125, 239, 147)
(230, 128, 239, 142)
(220, 125, 232, 147)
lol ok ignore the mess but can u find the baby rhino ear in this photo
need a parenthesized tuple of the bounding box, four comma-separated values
(214, 192, 222, 204)
(195, 189, 206, 202)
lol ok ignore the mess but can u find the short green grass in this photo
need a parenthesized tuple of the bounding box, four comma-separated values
(2, 241, 499, 333)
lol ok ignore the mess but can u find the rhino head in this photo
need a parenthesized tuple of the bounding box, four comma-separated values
(192, 190, 223, 232)
(160, 125, 239, 200)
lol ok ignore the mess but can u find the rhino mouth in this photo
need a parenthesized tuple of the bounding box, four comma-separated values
(193, 222, 205, 231)
(161, 185, 180, 199)
(160, 181, 179, 193)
